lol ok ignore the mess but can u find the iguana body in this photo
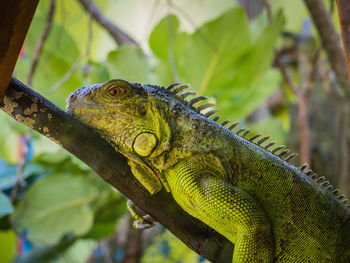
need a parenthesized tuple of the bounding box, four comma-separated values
(66, 79, 350, 262)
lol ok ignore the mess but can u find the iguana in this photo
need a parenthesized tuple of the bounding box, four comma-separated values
(66, 79, 350, 262)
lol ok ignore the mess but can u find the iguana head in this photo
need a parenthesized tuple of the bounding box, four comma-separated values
(66, 79, 174, 194)
(66, 79, 172, 159)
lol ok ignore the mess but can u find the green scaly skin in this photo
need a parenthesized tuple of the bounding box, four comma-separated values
(66, 79, 350, 262)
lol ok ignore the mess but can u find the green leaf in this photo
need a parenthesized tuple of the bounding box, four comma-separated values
(217, 69, 282, 120)
(85, 61, 110, 85)
(0, 114, 29, 162)
(0, 192, 13, 218)
(149, 7, 285, 120)
(12, 174, 99, 245)
(233, 10, 285, 87)
(55, 239, 97, 263)
(0, 230, 16, 263)
(271, 0, 308, 31)
(0, 161, 44, 191)
(150, 7, 251, 93)
(106, 45, 154, 83)
(142, 230, 209, 263)
(247, 117, 287, 146)
(85, 190, 125, 239)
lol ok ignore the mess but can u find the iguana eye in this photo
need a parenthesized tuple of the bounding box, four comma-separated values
(107, 86, 121, 97)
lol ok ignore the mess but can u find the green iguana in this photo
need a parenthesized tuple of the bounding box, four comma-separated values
(66, 79, 350, 262)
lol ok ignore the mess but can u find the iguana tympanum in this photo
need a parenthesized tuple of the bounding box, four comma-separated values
(66, 79, 350, 262)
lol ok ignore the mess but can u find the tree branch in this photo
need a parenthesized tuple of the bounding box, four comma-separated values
(304, 0, 350, 99)
(0, 77, 233, 262)
(336, 0, 350, 80)
(0, 0, 39, 100)
(77, 0, 138, 47)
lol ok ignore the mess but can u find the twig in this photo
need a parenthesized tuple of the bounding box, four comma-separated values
(100, 242, 113, 263)
(264, 0, 272, 23)
(275, 55, 300, 96)
(304, 0, 350, 99)
(47, 12, 93, 94)
(10, 130, 32, 202)
(121, 215, 143, 263)
(335, 0, 350, 83)
(77, 0, 138, 47)
(26, 0, 55, 87)
(303, 47, 321, 97)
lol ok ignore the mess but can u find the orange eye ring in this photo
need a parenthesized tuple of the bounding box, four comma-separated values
(107, 86, 121, 97)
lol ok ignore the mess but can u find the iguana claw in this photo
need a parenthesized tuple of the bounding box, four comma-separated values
(126, 200, 155, 229)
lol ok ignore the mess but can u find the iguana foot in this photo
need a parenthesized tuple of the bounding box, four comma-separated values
(126, 200, 156, 229)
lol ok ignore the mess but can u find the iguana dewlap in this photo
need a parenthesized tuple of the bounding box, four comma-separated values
(66, 79, 350, 262)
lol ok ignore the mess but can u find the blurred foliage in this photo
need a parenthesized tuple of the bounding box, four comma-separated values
(0, 0, 330, 262)
(142, 231, 209, 263)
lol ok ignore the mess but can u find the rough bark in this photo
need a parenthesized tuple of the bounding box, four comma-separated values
(0, 77, 233, 263)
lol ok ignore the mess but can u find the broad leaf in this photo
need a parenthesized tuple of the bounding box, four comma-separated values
(0, 192, 13, 217)
(149, 7, 285, 119)
(0, 230, 16, 263)
(106, 45, 155, 83)
(12, 174, 99, 245)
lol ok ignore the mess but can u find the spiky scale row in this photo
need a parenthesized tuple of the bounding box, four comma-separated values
(213, 115, 221, 122)
(179, 91, 196, 99)
(248, 134, 261, 141)
(257, 136, 270, 145)
(332, 189, 340, 194)
(305, 170, 313, 176)
(196, 103, 215, 111)
(165, 83, 348, 208)
(236, 128, 246, 135)
(278, 149, 289, 157)
(264, 142, 276, 150)
(228, 122, 240, 130)
(166, 82, 181, 90)
(204, 109, 218, 117)
(170, 83, 191, 94)
(221, 120, 230, 126)
(320, 181, 330, 187)
(316, 176, 326, 183)
(272, 146, 286, 154)
(189, 96, 208, 106)
(285, 153, 297, 162)
(242, 130, 250, 138)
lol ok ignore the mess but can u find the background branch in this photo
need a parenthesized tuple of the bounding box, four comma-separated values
(77, 0, 138, 47)
(336, 0, 350, 79)
(26, 0, 55, 87)
(304, 0, 350, 98)
(1, 77, 233, 263)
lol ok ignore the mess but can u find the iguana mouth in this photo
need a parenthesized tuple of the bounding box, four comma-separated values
(66, 102, 112, 111)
